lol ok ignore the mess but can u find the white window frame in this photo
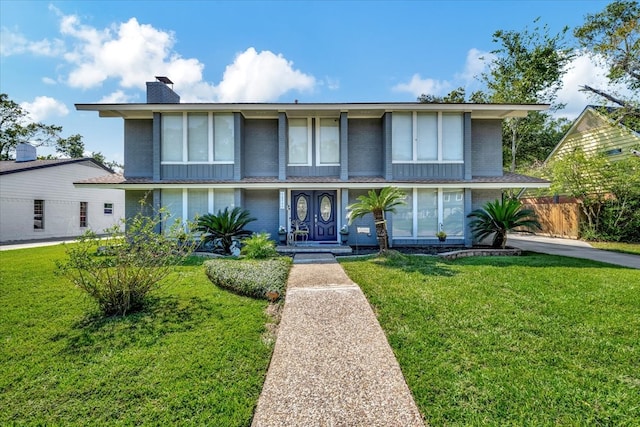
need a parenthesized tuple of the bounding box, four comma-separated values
(316, 117, 340, 166)
(394, 188, 465, 238)
(79, 201, 88, 228)
(392, 112, 464, 164)
(34, 199, 44, 231)
(161, 112, 235, 165)
(287, 117, 312, 166)
(104, 203, 114, 215)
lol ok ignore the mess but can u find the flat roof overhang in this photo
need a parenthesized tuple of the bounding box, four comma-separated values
(75, 102, 549, 120)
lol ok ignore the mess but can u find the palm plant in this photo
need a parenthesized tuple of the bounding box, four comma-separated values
(467, 198, 541, 249)
(195, 207, 256, 254)
(346, 186, 406, 253)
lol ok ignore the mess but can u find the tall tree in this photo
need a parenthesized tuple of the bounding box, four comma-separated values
(0, 93, 62, 160)
(55, 134, 85, 158)
(480, 20, 574, 171)
(574, 0, 639, 124)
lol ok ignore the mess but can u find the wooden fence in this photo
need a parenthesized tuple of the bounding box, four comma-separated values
(521, 197, 582, 239)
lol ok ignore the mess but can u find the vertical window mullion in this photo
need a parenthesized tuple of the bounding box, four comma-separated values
(182, 113, 188, 163)
(412, 188, 418, 237)
(437, 112, 443, 162)
(208, 113, 214, 163)
(411, 111, 418, 162)
(438, 188, 444, 230)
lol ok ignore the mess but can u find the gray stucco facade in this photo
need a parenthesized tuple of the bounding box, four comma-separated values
(76, 79, 549, 247)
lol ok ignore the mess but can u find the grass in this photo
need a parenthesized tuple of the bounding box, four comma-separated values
(340, 253, 640, 426)
(0, 245, 278, 426)
(589, 241, 640, 256)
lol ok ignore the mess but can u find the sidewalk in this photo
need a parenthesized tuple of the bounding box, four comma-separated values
(252, 253, 424, 427)
(509, 234, 640, 269)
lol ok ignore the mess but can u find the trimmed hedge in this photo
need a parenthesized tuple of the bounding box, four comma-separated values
(204, 257, 292, 301)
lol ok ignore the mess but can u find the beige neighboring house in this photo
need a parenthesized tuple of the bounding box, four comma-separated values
(546, 106, 640, 163)
(0, 144, 124, 243)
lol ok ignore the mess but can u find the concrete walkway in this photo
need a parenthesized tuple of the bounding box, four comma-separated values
(509, 234, 640, 269)
(252, 253, 425, 427)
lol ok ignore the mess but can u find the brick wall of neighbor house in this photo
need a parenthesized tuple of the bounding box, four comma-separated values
(348, 118, 384, 176)
(243, 119, 279, 177)
(471, 119, 503, 176)
(243, 189, 280, 237)
(124, 120, 153, 178)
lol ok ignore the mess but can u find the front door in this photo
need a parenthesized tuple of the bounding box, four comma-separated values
(291, 190, 337, 241)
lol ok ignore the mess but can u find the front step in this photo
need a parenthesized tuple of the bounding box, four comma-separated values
(276, 244, 352, 255)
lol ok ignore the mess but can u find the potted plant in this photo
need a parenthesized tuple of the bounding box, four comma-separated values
(436, 230, 447, 242)
(278, 226, 287, 244)
(339, 225, 349, 245)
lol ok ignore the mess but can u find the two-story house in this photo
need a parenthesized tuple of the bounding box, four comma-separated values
(75, 78, 549, 247)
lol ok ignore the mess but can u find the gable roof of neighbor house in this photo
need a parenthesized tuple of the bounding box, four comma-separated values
(546, 106, 640, 163)
(0, 158, 114, 176)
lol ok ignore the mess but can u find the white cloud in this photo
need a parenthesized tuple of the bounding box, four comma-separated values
(455, 48, 494, 84)
(42, 77, 57, 85)
(98, 90, 137, 103)
(0, 27, 64, 57)
(392, 74, 451, 98)
(212, 48, 316, 102)
(20, 96, 69, 122)
(556, 51, 634, 120)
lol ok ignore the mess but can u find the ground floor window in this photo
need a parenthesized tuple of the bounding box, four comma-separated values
(34, 200, 44, 230)
(80, 202, 88, 228)
(104, 203, 113, 215)
(391, 188, 464, 238)
(161, 188, 235, 229)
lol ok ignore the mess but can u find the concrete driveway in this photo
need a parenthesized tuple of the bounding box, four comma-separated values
(509, 234, 640, 269)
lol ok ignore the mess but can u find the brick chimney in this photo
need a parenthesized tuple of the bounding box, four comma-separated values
(146, 76, 180, 103)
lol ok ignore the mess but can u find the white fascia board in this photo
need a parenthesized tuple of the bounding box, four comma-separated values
(75, 181, 549, 191)
(76, 102, 549, 120)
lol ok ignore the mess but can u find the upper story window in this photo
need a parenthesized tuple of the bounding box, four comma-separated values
(288, 117, 340, 166)
(161, 113, 234, 163)
(288, 118, 311, 165)
(392, 112, 463, 163)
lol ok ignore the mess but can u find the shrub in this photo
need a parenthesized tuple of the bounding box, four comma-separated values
(57, 208, 196, 316)
(194, 207, 256, 255)
(467, 197, 541, 248)
(241, 232, 278, 259)
(204, 258, 291, 301)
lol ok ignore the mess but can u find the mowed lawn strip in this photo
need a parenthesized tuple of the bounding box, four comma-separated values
(589, 241, 640, 256)
(0, 245, 275, 426)
(340, 253, 640, 426)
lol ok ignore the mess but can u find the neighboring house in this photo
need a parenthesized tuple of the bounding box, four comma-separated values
(75, 78, 549, 247)
(546, 106, 640, 163)
(0, 144, 124, 243)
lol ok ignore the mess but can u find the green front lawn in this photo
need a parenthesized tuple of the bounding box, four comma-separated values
(341, 254, 640, 426)
(589, 241, 640, 256)
(0, 245, 275, 426)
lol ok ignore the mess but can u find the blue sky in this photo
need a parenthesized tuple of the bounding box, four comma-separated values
(1, 0, 614, 164)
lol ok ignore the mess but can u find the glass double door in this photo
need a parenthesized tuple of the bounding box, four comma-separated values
(291, 190, 337, 242)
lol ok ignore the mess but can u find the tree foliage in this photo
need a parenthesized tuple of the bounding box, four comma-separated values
(574, 0, 640, 125)
(480, 20, 574, 171)
(467, 198, 541, 249)
(346, 186, 406, 253)
(549, 146, 640, 241)
(0, 93, 62, 160)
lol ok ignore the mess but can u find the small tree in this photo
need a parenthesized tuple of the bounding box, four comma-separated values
(195, 207, 256, 254)
(467, 198, 541, 249)
(57, 207, 196, 316)
(346, 187, 406, 253)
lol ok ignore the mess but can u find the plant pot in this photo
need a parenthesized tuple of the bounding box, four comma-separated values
(438, 236, 446, 242)
(278, 233, 287, 244)
(340, 233, 348, 245)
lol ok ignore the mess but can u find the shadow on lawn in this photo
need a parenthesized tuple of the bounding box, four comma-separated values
(52, 296, 215, 356)
(342, 252, 458, 277)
